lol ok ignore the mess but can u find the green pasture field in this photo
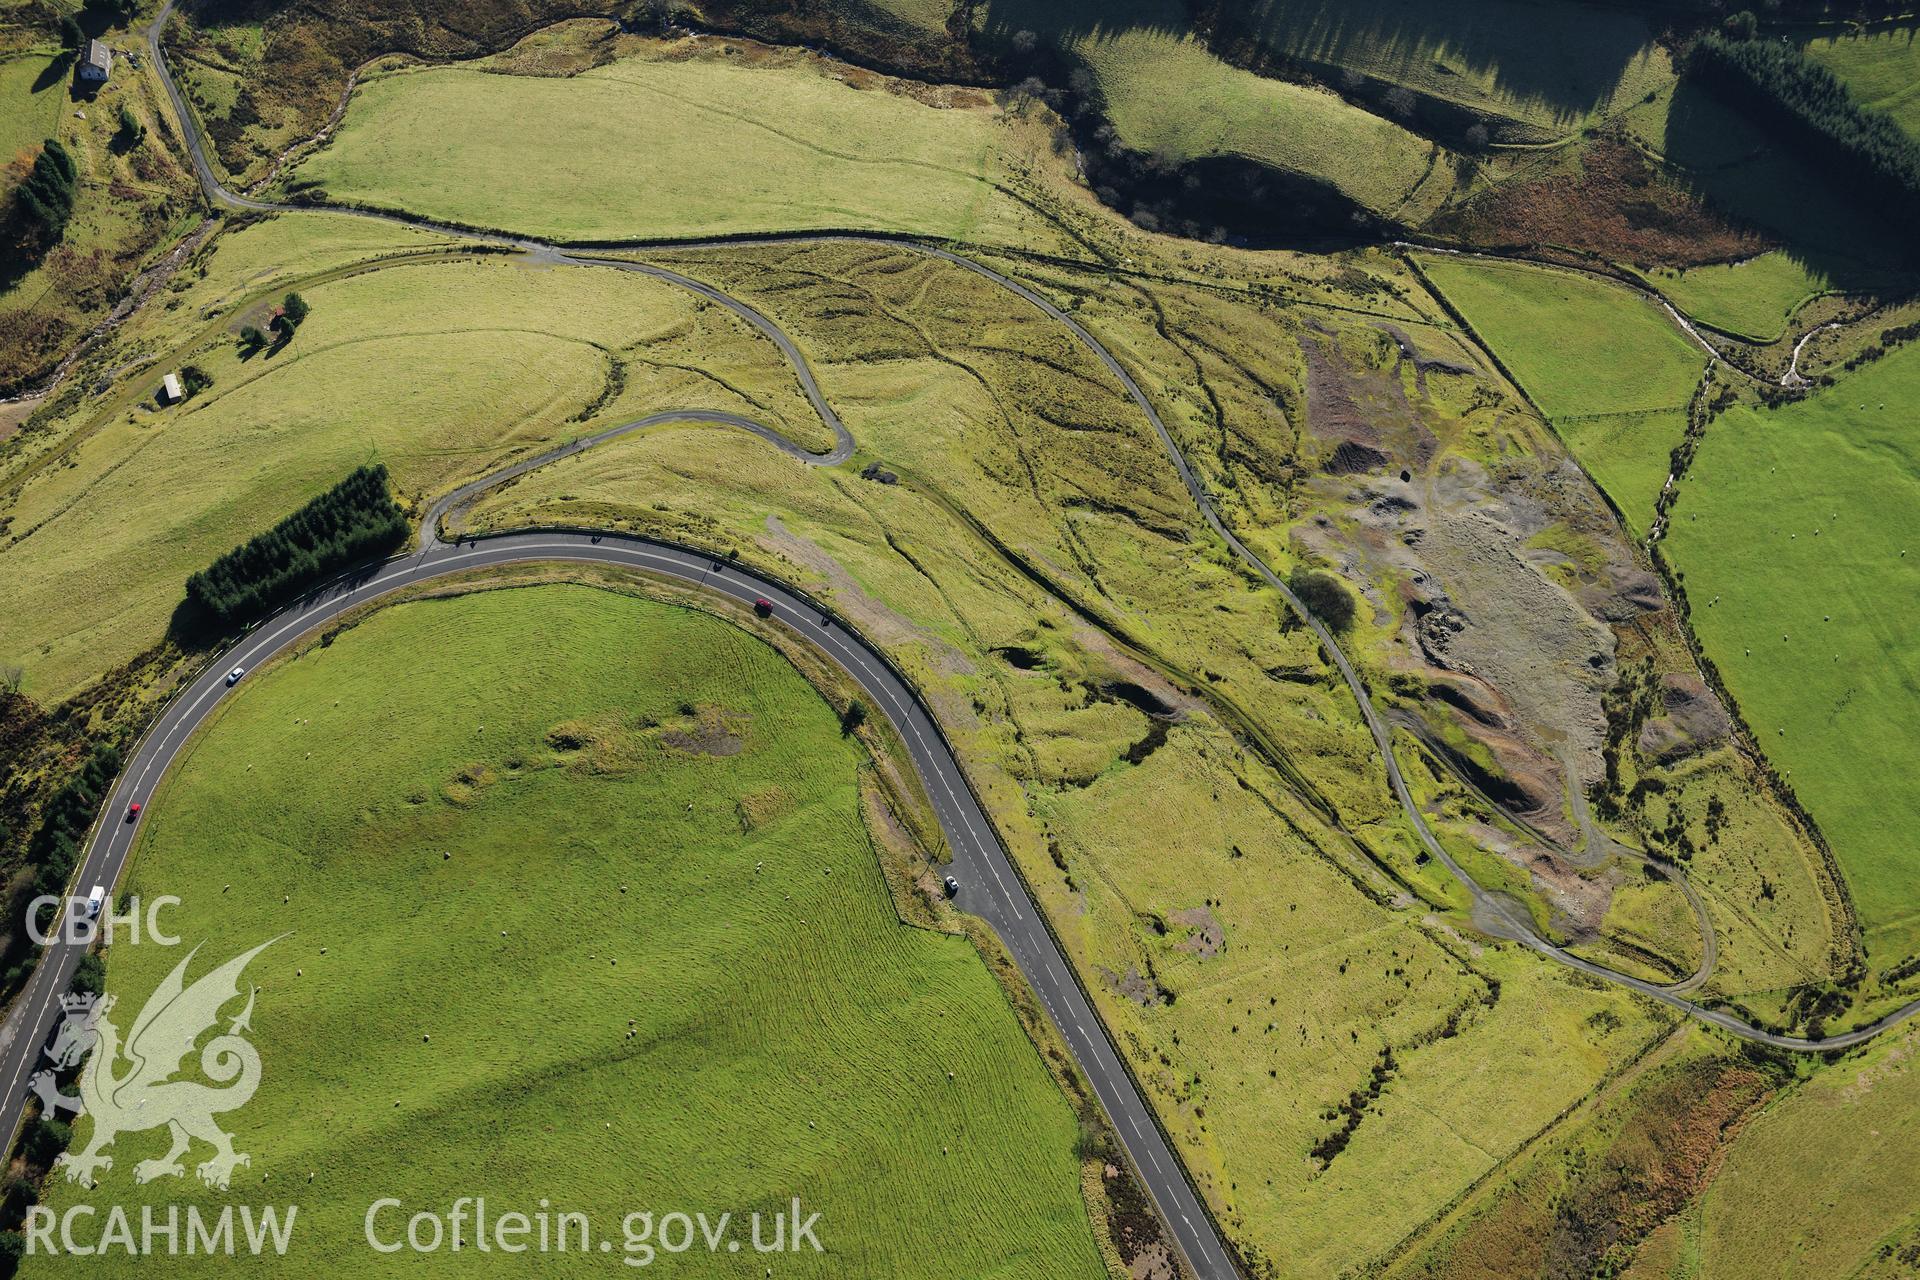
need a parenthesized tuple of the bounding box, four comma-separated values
(1802, 23, 1920, 138)
(1551, 411, 1685, 538)
(1416, 255, 1704, 532)
(0, 52, 65, 165)
(0, 250, 820, 701)
(1213, 0, 1671, 138)
(1633, 251, 1842, 342)
(1413, 257, 1704, 420)
(0, 213, 463, 492)
(974, 0, 1446, 218)
(28, 583, 1104, 1278)
(1664, 342, 1920, 965)
(285, 44, 1057, 248)
(139, 212, 465, 320)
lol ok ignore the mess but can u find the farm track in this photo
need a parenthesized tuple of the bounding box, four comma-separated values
(5, 7, 1918, 1276)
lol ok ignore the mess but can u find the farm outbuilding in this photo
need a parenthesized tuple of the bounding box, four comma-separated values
(78, 40, 112, 83)
(159, 372, 183, 404)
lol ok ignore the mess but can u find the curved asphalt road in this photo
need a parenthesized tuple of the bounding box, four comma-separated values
(7, 10, 1919, 1275)
(0, 529, 1242, 1280)
(0, 17, 1241, 1278)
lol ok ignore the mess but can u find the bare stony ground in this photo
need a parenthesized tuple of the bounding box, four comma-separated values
(1290, 325, 1704, 929)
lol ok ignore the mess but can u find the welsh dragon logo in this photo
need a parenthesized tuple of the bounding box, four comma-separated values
(29, 939, 278, 1191)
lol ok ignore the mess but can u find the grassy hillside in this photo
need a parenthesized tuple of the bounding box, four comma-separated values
(1380, 1030, 1783, 1280)
(1626, 76, 1907, 271)
(1415, 255, 1705, 533)
(0, 36, 200, 393)
(1802, 23, 1920, 139)
(1202, 0, 1670, 140)
(0, 246, 822, 700)
(455, 239, 1679, 1276)
(285, 39, 1059, 247)
(1697, 1021, 1920, 1279)
(1664, 342, 1920, 966)
(975, 0, 1447, 219)
(0, 52, 65, 164)
(26, 583, 1104, 1277)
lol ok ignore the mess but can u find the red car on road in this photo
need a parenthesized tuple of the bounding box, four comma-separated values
(125, 802, 142, 822)
(753, 597, 773, 617)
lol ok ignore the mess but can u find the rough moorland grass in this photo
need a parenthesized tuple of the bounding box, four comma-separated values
(1697, 1021, 1920, 1279)
(1664, 343, 1920, 965)
(1416, 255, 1704, 532)
(1380, 1029, 1782, 1280)
(0, 45, 200, 391)
(976, 0, 1444, 217)
(29, 584, 1103, 1277)
(1216, 0, 1670, 137)
(1634, 251, 1843, 342)
(0, 253, 821, 700)
(463, 242, 1673, 1276)
(1802, 23, 1920, 140)
(288, 45, 1053, 247)
(470, 415, 1670, 1277)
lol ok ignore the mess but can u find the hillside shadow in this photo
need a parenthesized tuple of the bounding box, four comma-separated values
(1224, 0, 1653, 125)
(974, 0, 1191, 49)
(1661, 79, 1915, 290)
(974, 0, 1655, 125)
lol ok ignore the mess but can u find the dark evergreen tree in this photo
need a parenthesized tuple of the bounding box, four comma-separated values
(12, 140, 77, 252)
(1691, 35, 1920, 230)
(185, 465, 408, 625)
